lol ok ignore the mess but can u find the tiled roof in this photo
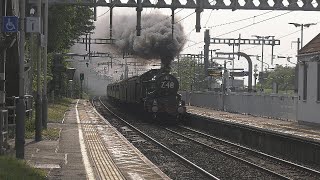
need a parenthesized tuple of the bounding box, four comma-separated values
(299, 33, 320, 55)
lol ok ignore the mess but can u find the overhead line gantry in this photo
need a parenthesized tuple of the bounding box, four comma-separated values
(30, 0, 320, 37)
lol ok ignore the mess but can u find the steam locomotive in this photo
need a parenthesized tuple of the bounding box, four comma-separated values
(107, 68, 186, 119)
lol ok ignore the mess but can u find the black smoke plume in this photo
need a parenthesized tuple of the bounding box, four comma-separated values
(112, 13, 186, 69)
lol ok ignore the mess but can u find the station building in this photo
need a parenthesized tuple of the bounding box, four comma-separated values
(297, 33, 320, 124)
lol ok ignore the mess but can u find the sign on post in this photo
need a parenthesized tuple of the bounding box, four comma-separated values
(26, 17, 41, 33)
(230, 71, 249, 77)
(2, 16, 19, 32)
(208, 69, 222, 77)
(259, 72, 268, 79)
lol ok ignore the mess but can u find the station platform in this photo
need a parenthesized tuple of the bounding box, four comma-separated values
(23, 100, 320, 179)
(186, 105, 320, 143)
(25, 99, 170, 180)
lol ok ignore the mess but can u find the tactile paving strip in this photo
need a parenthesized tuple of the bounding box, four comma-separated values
(78, 105, 125, 180)
(78, 100, 170, 180)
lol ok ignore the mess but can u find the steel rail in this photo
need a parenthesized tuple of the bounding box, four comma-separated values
(164, 127, 290, 180)
(180, 125, 320, 176)
(92, 97, 220, 180)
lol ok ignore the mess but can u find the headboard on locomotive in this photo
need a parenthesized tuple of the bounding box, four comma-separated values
(156, 73, 179, 96)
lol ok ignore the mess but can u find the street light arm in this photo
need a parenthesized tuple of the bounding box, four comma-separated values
(252, 35, 261, 38)
(304, 23, 317, 27)
(252, 35, 272, 40)
(288, 22, 301, 27)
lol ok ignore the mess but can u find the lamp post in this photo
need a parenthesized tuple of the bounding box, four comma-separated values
(208, 49, 219, 91)
(209, 48, 220, 65)
(254, 55, 271, 91)
(254, 64, 258, 91)
(252, 35, 274, 72)
(288, 23, 316, 49)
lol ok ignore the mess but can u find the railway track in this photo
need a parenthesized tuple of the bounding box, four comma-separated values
(92, 97, 217, 180)
(165, 125, 320, 180)
(185, 113, 320, 169)
(92, 96, 320, 179)
(137, 124, 280, 179)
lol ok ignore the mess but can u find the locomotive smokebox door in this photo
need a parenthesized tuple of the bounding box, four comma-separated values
(156, 74, 179, 95)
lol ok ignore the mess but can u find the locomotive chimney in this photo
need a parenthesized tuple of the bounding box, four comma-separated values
(160, 55, 173, 73)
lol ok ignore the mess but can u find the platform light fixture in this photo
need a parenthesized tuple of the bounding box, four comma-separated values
(288, 23, 317, 49)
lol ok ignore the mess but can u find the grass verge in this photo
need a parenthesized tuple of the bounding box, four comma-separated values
(0, 156, 46, 180)
(4, 98, 73, 179)
(25, 127, 61, 140)
(48, 98, 73, 123)
(25, 98, 73, 139)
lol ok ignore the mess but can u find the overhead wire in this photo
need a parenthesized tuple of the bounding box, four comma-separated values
(174, 0, 217, 24)
(179, 10, 208, 50)
(96, 0, 316, 56)
(175, 11, 196, 24)
(182, 11, 293, 51)
(216, 11, 292, 37)
(97, 0, 211, 38)
(242, 18, 320, 51)
(173, 0, 313, 46)
(96, 1, 193, 69)
(206, 0, 310, 29)
(139, 8, 185, 31)
(182, 0, 317, 51)
(207, 0, 319, 53)
(204, 9, 214, 28)
(97, 1, 118, 18)
(207, 10, 277, 29)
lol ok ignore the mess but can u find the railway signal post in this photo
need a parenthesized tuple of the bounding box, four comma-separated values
(80, 73, 84, 99)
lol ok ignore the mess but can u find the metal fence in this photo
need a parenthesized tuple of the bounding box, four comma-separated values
(0, 110, 8, 154)
(0, 95, 33, 154)
(180, 91, 298, 121)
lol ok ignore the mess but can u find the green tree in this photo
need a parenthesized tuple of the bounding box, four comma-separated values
(172, 57, 218, 91)
(45, 6, 94, 95)
(171, 57, 195, 91)
(48, 6, 94, 53)
(262, 65, 295, 91)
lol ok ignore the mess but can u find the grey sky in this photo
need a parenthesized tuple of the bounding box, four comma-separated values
(95, 4, 319, 66)
(81, 1, 320, 86)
